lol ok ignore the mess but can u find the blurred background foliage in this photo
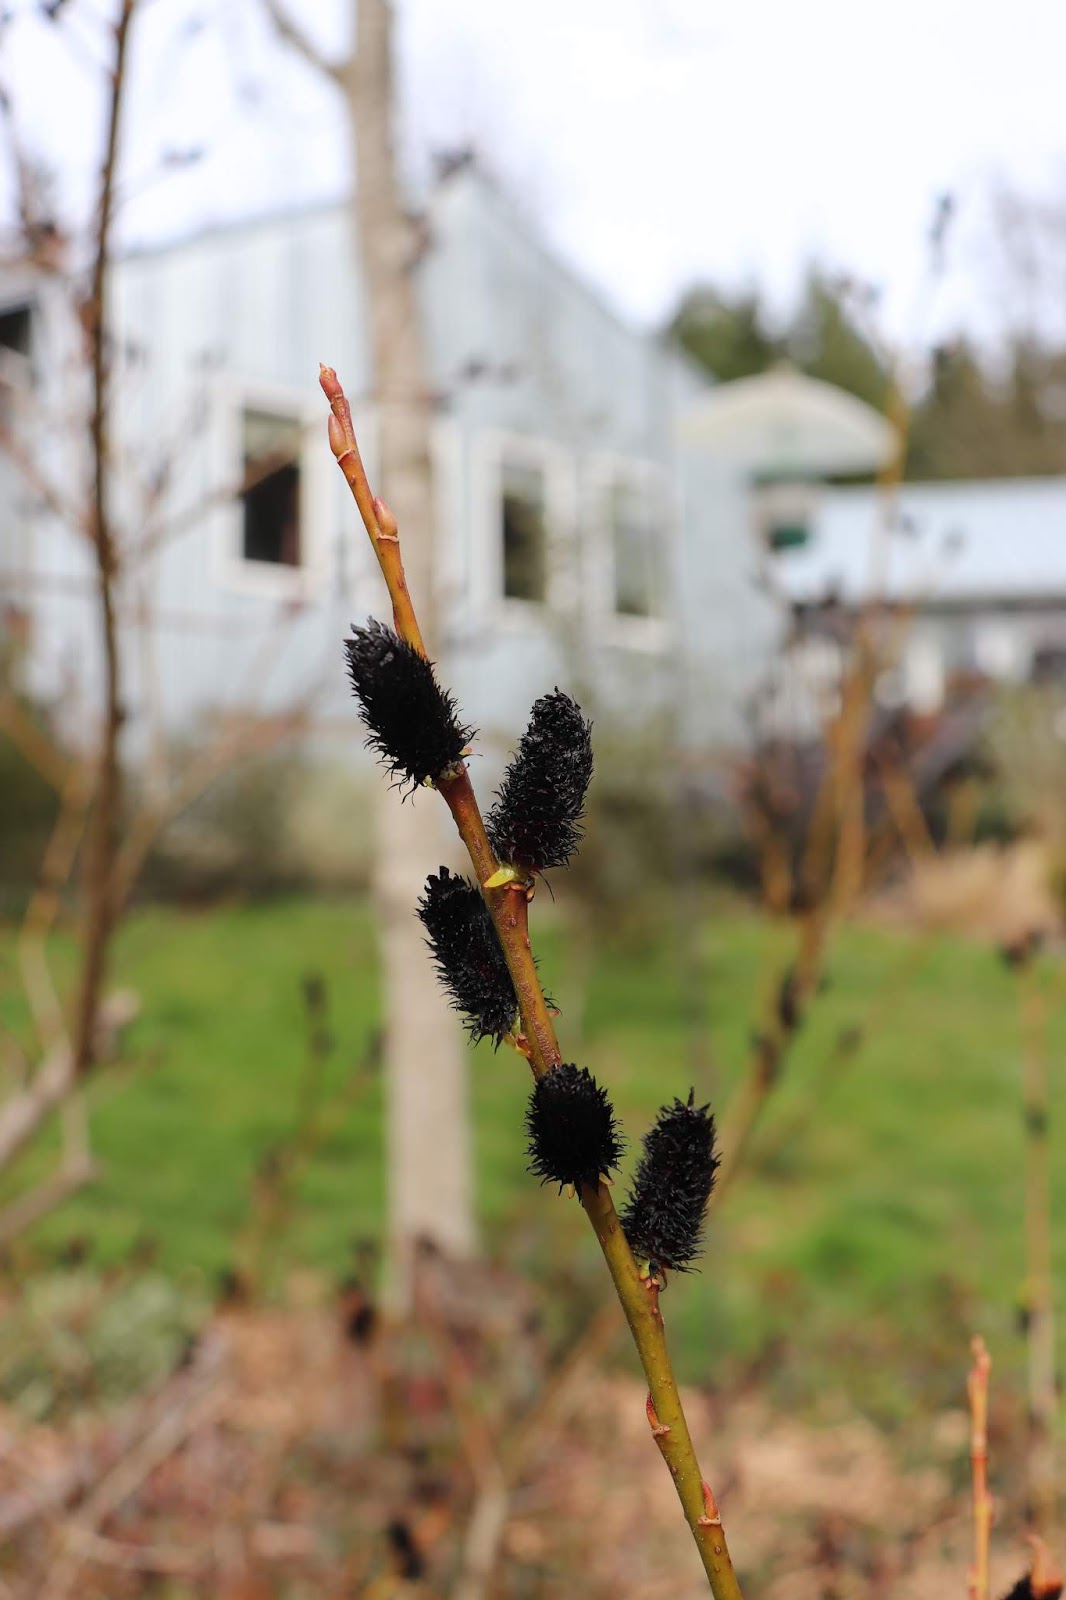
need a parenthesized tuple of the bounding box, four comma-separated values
(670, 269, 1066, 482)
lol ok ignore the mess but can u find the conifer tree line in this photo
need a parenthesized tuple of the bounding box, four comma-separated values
(670, 260, 1066, 481)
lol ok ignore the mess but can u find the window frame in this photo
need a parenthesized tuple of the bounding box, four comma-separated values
(586, 453, 675, 653)
(0, 296, 34, 426)
(753, 481, 820, 558)
(212, 378, 331, 601)
(472, 430, 574, 626)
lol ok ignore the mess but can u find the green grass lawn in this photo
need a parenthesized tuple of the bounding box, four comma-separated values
(1, 895, 1063, 1411)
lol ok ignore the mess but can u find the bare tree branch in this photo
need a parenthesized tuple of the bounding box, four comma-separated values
(0, 422, 83, 532)
(0, 692, 72, 791)
(0, 1152, 95, 1247)
(0, 1044, 74, 1172)
(258, 0, 342, 83)
(17, 760, 93, 1055)
(69, 0, 137, 1083)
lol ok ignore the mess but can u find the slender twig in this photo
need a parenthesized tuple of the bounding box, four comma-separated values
(1017, 959, 1057, 1538)
(0, 1331, 227, 1549)
(235, 1012, 382, 1296)
(69, 0, 137, 1082)
(874, 752, 937, 868)
(968, 1335, 994, 1600)
(17, 759, 93, 1056)
(109, 703, 311, 919)
(58, 1530, 206, 1578)
(0, 1153, 95, 1246)
(258, 0, 341, 83)
(0, 422, 83, 536)
(751, 928, 936, 1173)
(41, 1336, 229, 1600)
(0, 1045, 75, 1172)
(714, 904, 828, 1198)
(714, 319, 916, 1192)
(321, 365, 744, 1600)
(0, 692, 71, 791)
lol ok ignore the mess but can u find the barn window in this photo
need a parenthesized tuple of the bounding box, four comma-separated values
(768, 519, 810, 553)
(0, 302, 33, 430)
(240, 408, 303, 568)
(500, 456, 548, 602)
(0, 304, 31, 359)
(605, 474, 663, 618)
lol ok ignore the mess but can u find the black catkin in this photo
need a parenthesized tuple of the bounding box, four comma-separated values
(621, 1089, 718, 1272)
(386, 1520, 424, 1582)
(486, 690, 593, 872)
(345, 619, 473, 791)
(416, 868, 518, 1047)
(526, 1063, 624, 1192)
(1000, 1577, 1064, 1600)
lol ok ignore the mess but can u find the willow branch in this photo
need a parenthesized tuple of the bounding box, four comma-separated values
(320, 364, 744, 1600)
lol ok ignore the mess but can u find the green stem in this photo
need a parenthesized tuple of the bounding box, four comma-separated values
(321, 366, 745, 1598)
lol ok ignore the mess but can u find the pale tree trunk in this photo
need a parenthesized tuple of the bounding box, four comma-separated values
(377, 797, 475, 1288)
(260, 0, 474, 1289)
(343, 0, 474, 1288)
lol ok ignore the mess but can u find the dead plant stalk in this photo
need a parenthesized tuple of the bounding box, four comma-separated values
(968, 1335, 993, 1600)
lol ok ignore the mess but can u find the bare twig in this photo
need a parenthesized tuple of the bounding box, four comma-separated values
(0, 1044, 74, 1172)
(40, 1331, 229, 1600)
(17, 759, 93, 1055)
(0, 692, 71, 791)
(108, 702, 311, 919)
(0, 1152, 95, 1246)
(258, 0, 341, 83)
(968, 1335, 994, 1600)
(69, 0, 137, 1084)
(714, 313, 919, 1196)
(1017, 959, 1058, 1537)
(449, 1296, 620, 1600)
(60, 1529, 207, 1578)
(752, 930, 935, 1172)
(235, 1009, 382, 1295)
(0, 423, 83, 535)
(0, 1330, 228, 1547)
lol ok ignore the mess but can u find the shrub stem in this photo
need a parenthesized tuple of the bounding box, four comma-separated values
(321, 364, 744, 1599)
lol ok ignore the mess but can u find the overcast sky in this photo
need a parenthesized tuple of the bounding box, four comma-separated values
(3, 0, 1066, 349)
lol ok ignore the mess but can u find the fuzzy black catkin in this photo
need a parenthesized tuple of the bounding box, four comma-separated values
(416, 868, 518, 1047)
(486, 690, 593, 872)
(621, 1089, 718, 1272)
(345, 619, 473, 791)
(1000, 1575, 1064, 1600)
(526, 1063, 624, 1192)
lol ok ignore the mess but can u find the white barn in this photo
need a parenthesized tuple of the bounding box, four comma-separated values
(0, 165, 784, 776)
(777, 476, 1066, 713)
